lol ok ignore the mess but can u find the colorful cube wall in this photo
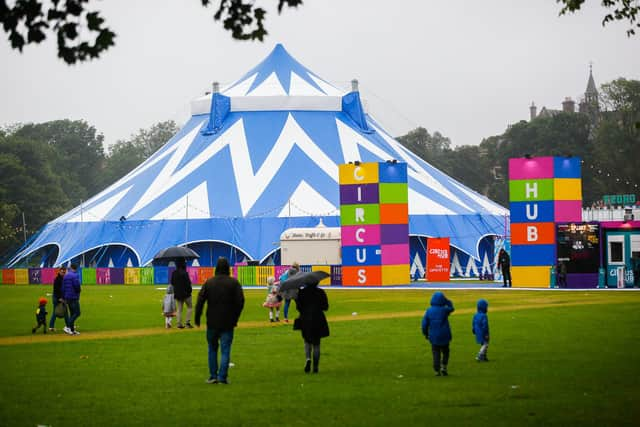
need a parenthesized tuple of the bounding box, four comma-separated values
(508, 156, 582, 287)
(339, 162, 410, 286)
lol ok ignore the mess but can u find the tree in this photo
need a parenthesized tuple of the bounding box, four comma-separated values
(13, 120, 106, 198)
(0, 0, 302, 64)
(102, 120, 180, 188)
(396, 127, 452, 173)
(557, 0, 640, 36)
(0, 134, 70, 258)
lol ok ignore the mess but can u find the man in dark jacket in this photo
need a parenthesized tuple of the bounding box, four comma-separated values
(49, 266, 68, 331)
(62, 264, 81, 335)
(171, 259, 193, 328)
(498, 249, 512, 287)
(195, 257, 245, 384)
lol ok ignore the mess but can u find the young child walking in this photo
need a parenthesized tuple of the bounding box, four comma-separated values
(421, 291, 455, 376)
(32, 297, 48, 334)
(262, 276, 282, 322)
(163, 284, 177, 328)
(472, 298, 490, 361)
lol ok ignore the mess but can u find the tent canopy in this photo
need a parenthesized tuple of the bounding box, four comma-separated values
(10, 44, 508, 267)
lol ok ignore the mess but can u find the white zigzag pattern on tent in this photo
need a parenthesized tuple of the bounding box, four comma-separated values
(125, 114, 338, 218)
(231, 114, 337, 215)
(127, 124, 205, 217)
(277, 180, 337, 217)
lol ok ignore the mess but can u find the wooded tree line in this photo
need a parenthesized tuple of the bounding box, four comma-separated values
(397, 78, 640, 208)
(0, 120, 179, 261)
(1, 78, 638, 262)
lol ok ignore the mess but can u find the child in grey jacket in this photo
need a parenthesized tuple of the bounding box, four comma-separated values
(163, 285, 177, 328)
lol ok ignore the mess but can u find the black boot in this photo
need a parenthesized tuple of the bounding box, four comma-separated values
(313, 357, 319, 373)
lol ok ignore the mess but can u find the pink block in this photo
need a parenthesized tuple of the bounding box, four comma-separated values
(554, 200, 583, 222)
(381, 244, 409, 265)
(341, 225, 381, 246)
(509, 157, 554, 180)
(96, 268, 111, 284)
(41, 268, 57, 284)
(187, 267, 199, 284)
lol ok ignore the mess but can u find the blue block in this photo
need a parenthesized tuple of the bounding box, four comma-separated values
(553, 156, 581, 178)
(511, 244, 556, 266)
(510, 201, 555, 223)
(378, 162, 408, 183)
(154, 266, 169, 285)
(342, 245, 382, 266)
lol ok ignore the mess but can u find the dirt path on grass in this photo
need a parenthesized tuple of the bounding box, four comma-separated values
(0, 298, 624, 346)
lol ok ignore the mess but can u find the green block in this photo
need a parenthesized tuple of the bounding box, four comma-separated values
(509, 179, 554, 202)
(340, 204, 380, 225)
(140, 267, 154, 284)
(81, 268, 97, 285)
(236, 266, 256, 286)
(379, 183, 408, 204)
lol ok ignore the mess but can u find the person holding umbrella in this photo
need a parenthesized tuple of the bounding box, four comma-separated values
(282, 271, 330, 373)
(172, 259, 193, 329)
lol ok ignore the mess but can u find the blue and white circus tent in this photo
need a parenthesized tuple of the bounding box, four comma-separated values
(10, 44, 508, 271)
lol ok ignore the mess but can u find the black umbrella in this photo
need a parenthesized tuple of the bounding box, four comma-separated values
(152, 246, 200, 261)
(279, 270, 331, 292)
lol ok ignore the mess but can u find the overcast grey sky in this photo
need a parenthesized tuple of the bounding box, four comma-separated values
(2, 1, 639, 149)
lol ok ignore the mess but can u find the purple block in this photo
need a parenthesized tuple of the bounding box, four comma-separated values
(110, 268, 124, 284)
(28, 268, 42, 284)
(340, 184, 379, 205)
(509, 156, 554, 180)
(380, 223, 409, 244)
(566, 273, 598, 289)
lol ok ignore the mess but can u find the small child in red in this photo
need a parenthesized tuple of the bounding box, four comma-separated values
(32, 297, 48, 334)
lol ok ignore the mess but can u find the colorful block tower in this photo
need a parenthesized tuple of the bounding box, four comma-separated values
(339, 162, 410, 286)
(508, 156, 582, 287)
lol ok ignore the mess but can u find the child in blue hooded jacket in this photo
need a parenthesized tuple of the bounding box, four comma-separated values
(472, 299, 490, 361)
(421, 291, 454, 376)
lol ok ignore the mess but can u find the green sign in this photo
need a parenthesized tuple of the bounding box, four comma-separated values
(602, 194, 636, 206)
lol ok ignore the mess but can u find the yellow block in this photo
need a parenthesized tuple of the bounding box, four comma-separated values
(256, 266, 275, 286)
(124, 267, 140, 285)
(554, 178, 582, 200)
(311, 265, 332, 285)
(14, 268, 28, 284)
(381, 264, 410, 286)
(339, 162, 379, 185)
(511, 266, 551, 288)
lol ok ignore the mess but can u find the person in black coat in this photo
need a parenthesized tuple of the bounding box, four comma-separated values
(49, 267, 68, 331)
(195, 257, 245, 384)
(171, 259, 193, 328)
(498, 249, 512, 287)
(295, 285, 330, 373)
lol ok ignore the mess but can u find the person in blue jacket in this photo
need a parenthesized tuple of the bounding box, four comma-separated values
(472, 299, 490, 361)
(421, 291, 455, 376)
(63, 263, 82, 335)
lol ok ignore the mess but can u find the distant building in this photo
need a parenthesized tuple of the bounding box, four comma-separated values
(529, 65, 599, 123)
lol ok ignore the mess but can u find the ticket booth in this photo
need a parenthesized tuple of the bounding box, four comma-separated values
(601, 221, 640, 287)
(280, 220, 341, 266)
(556, 222, 600, 288)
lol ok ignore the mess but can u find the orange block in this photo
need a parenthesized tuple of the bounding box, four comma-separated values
(511, 266, 551, 287)
(380, 203, 408, 224)
(342, 265, 381, 286)
(510, 222, 555, 245)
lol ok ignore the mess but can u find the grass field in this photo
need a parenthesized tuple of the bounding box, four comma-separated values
(1, 285, 639, 426)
